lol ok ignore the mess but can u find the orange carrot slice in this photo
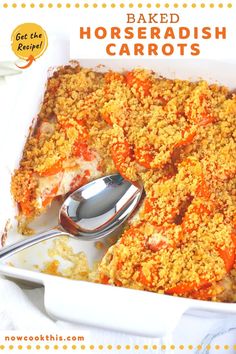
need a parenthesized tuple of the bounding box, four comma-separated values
(166, 279, 211, 295)
(111, 140, 134, 180)
(100, 274, 110, 284)
(42, 185, 60, 208)
(126, 71, 151, 97)
(189, 285, 214, 300)
(217, 245, 235, 273)
(69, 170, 91, 192)
(73, 142, 93, 161)
(174, 129, 196, 149)
(134, 146, 156, 169)
(39, 160, 63, 177)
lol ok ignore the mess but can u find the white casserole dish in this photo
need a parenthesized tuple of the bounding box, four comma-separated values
(1, 46, 236, 337)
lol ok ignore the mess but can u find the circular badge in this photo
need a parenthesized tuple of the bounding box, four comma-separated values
(11, 23, 48, 68)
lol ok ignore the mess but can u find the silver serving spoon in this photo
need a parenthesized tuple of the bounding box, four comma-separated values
(0, 174, 143, 260)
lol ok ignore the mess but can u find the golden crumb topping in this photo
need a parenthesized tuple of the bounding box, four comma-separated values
(11, 64, 236, 300)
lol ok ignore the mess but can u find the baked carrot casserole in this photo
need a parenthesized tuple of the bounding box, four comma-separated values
(11, 64, 236, 302)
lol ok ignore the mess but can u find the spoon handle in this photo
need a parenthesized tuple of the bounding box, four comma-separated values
(0, 227, 68, 261)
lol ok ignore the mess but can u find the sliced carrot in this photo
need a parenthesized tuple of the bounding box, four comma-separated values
(60, 119, 89, 141)
(137, 269, 153, 288)
(182, 200, 235, 273)
(199, 113, 215, 127)
(111, 140, 134, 180)
(182, 201, 213, 234)
(195, 174, 211, 199)
(76, 118, 87, 127)
(19, 201, 32, 216)
(100, 274, 110, 284)
(217, 245, 235, 273)
(136, 130, 196, 169)
(114, 279, 123, 287)
(174, 129, 196, 149)
(73, 142, 93, 161)
(69, 170, 90, 192)
(101, 111, 112, 126)
(134, 144, 167, 169)
(42, 185, 60, 208)
(231, 228, 236, 245)
(42, 197, 53, 208)
(144, 197, 157, 214)
(18, 172, 35, 216)
(134, 146, 155, 169)
(165, 279, 210, 295)
(59, 121, 74, 130)
(39, 160, 63, 177)
(192, 202, 214, 216)
(126, 71, 151, 97)
(117, 260, 124, 270)
(70, 120, 92, 160)
(190, 285, 214, 301)
(119, 224, 145, 246)
(144, 195, 180, 226)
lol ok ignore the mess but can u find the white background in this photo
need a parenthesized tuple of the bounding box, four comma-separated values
(0, 0, 236, 60)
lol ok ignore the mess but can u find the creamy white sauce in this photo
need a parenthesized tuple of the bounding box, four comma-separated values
(36, 155, 101, 209)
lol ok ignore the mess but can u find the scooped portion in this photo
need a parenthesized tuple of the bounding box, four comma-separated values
(11, 64, 236, 301)
(11, 66, 104, 234)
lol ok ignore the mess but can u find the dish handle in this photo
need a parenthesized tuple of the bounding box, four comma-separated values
(44, 277, 188, 337)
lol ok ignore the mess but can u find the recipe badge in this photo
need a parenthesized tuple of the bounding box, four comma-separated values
(11, 23, 48, 68)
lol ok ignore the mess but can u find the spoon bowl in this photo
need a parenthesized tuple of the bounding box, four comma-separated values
(60, 174, 142, 238)
(0, 174, 143, 260)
